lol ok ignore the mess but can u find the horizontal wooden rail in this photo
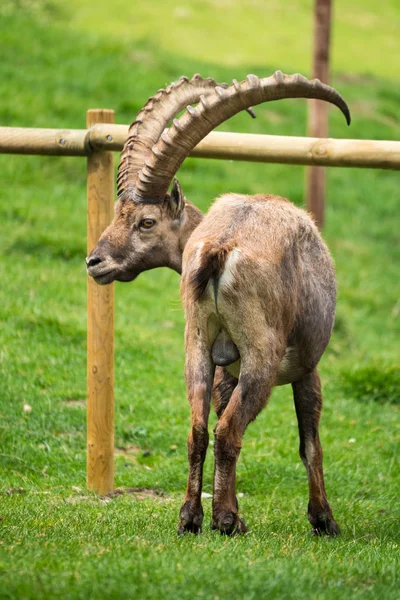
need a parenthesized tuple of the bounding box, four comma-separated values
(0, 127, 89, 156)
(191, 132, 400, 170)
(1, 125, 400, 170)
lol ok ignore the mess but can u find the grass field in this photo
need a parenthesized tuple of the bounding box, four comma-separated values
(0, 1, 399, 599)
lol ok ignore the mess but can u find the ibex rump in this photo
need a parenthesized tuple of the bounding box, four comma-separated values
(86, 72, 350, 536)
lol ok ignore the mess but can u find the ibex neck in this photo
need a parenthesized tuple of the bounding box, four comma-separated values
(180, 202, 204, 248)
(175, 202, 204, 274)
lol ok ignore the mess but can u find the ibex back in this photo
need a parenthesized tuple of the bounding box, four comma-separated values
(86, 72, 350, 536)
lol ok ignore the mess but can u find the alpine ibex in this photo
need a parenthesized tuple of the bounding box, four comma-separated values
(86, 72, 350, 536)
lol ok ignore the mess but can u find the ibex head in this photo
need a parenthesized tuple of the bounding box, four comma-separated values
(86, 72, 350, 284)
(86, 74, 231, 283)
(86, 178, 198, 284)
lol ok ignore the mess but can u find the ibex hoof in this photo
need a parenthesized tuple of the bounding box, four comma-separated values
(177, 501, 204, 535)
(310, 515, 340, 537)
(211, 511, 248, 536)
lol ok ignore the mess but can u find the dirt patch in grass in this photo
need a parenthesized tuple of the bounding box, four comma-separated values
(6, 487, 26, 496)
(62, 399, 86, 408)
(55, 431, 84, 438)
(335, 72, 377, 85)
(115, 445, 141, 456)
(114, 445, 142, 465)
(107, 487, 166, 500)
(64, 486, 167, 505)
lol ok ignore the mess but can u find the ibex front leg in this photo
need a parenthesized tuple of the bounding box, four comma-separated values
(178, 325, 215, 535)
(292, 369, 340, 536)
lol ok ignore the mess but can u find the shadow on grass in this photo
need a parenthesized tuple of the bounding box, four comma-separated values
(340, 363, 400, 404)
(22, 315, 85, 346)
(7, 236, 85, 262)
(332, 313, 351, 339)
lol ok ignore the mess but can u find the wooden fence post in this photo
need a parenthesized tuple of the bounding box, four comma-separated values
(306, 0, 332, 228)
(86, 109, 115, 494)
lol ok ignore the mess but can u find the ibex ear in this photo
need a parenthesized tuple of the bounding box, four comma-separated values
(168, 178, 185, 218)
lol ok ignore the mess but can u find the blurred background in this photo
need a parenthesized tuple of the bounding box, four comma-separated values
(0, 2, 399, 597)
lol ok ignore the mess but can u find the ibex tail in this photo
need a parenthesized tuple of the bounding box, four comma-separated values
(190, 241, 234, 302)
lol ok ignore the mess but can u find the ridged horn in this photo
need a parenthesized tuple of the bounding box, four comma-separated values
(133, 71, 351, 202)
(117, 74, 256, 198)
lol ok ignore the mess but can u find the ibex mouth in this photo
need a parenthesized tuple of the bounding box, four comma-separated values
(89, 269, 117, 286)
(87, 257, 124, 285)
(88, 267, 140, 285)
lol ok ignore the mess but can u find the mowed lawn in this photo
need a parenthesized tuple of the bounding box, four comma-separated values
(0, 2, 399, 599)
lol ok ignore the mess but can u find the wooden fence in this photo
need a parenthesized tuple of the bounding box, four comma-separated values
(1, 112, 400, 493)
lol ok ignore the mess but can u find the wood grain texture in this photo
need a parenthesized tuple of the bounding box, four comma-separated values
(86, 109, 115, 495)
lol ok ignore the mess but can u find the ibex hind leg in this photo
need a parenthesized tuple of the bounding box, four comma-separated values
(212, 367, 238, 418)
(292, 369, 340, 536)
(178, 325, 215, 535)
(211, 341, 281, 535)
(211, 366, 247, 532)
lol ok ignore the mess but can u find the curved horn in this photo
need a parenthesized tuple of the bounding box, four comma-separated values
(134, 71, 351, 202)
(117, 74, 256, 197)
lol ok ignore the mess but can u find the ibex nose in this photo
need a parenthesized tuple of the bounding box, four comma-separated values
(86, 256, 103, 268)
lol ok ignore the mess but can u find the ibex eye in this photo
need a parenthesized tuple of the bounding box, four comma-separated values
(140, 218, 156, 229)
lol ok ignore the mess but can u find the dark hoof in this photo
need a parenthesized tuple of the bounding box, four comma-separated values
(211, 511, 248, 536)
(310, 514, 340, 537)
(177, 501, 204, 535)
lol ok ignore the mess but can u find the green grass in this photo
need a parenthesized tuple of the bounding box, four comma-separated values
(64, 0, 400, 79)
(0, 2, 399, 599)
